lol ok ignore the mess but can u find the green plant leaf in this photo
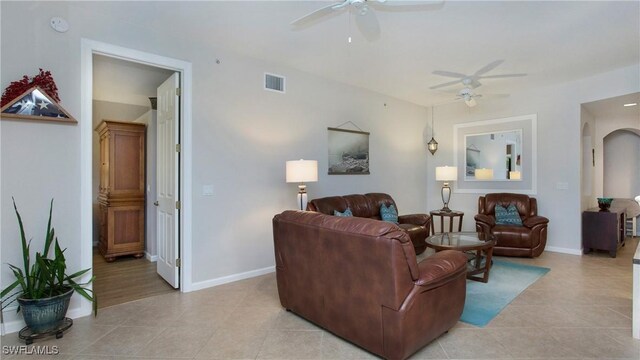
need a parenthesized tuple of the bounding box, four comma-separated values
(12, 198, 31, 293)
(0, 279, 21, 298)
(43, 199, 54, 257)
(66, 268, 91, 279)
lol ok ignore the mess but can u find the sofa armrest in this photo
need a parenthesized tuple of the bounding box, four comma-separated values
(474, 214, 495, 228)
(415, 250, 467, 291)
(398, 213, 430, 227)
(523, 215, 549, 228)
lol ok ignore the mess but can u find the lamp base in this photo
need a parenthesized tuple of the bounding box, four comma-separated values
(297, 184, 308, 211)
(441, 183, 452, 213)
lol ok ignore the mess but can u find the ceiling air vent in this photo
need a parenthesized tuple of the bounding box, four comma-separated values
(264, 73, 285, 93)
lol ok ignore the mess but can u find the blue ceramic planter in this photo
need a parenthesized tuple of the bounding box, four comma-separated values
(17, 287, 73, 333)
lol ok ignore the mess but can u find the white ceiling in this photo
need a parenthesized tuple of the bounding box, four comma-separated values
(582, 92, 640, 119)
(82, 1, 639, 107)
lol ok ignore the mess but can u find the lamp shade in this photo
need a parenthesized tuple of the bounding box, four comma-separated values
(286, 159, 318, 183)
(435, 166, 458, 182)
(475, 168, 494, 180)
(509, 171, 521, 180)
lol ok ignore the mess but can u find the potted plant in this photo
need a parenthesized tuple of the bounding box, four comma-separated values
(1, 198, 96, 334)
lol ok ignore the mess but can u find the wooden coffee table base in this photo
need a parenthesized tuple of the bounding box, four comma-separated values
(464, 247, 494, 283)
(425, 232, 496, 283)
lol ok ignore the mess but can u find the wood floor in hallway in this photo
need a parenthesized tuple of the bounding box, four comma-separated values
(93, 248, 176, 309)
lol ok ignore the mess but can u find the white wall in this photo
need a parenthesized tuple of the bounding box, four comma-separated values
(1, 1, 429, 329)
(426, 65, 639, 254)
(580, 110, 596, 211)
(594, 113, 640, 201)
(603, 130, 640, 198)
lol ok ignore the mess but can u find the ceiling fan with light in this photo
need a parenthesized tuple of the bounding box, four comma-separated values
(430, 60, 527, 90)
(291, 0, 442, 41)
(447, 87, 509, 108)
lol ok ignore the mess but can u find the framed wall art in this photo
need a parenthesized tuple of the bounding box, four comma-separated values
(327, 127, 370, 175)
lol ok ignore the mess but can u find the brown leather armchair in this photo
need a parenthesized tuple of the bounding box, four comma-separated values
(307, 193, 431, 255)
(475, 193, 549, 257)
(273, 210, 467, 360)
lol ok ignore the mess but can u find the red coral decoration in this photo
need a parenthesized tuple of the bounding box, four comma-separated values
(1, 69, 60, 107)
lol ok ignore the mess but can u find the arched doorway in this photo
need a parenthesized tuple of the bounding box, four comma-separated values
(603, 128, 640, 198)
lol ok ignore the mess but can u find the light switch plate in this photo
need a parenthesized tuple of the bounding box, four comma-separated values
(203, 185, 214, 196)
(556, 182, 569, 190)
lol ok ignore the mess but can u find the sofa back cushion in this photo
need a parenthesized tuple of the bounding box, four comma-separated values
(480, 193, 536, 218)
(308, 193, 398, 220)
(272, 211, 418, 328)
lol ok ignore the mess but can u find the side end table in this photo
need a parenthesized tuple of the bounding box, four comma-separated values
(430, 210, 464, 235)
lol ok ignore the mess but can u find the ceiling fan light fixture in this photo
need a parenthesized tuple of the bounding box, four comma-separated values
(464, 97, 477, 107)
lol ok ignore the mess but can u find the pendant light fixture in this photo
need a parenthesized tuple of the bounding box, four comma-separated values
(427, 106, 438, 155)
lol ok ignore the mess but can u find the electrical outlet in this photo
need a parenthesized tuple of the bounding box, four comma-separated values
(556, 182, 569, 190)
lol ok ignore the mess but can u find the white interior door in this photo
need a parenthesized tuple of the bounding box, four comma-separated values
(156, 72, 180, 288)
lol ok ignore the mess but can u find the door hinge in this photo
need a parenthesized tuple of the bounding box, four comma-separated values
(176, 201, 181, 210)
(176, 258, 181, 268)
(176, 144, 181, 153)
(176, 87, 181, 96)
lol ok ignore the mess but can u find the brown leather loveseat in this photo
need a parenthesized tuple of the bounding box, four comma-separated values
(273, 211, 467, 360)
(307, 193, 431, 254)
(475, 193, 549, 257)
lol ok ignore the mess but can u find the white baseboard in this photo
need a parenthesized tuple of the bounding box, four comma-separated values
(545, 246, 583, 256)
(1, 306, 88, 335)
(190, 266, 275, 292)
(145, 252, 158, 262)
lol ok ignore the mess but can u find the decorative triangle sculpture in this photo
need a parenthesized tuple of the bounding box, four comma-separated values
(0, 86, 76, 124)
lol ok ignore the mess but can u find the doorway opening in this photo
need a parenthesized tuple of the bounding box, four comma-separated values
(92, 54, 177, 308)
(81, 40, 193, 316)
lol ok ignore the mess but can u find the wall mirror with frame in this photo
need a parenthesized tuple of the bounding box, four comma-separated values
(454, 114, 537, 194)
(465, 129, 523, 181)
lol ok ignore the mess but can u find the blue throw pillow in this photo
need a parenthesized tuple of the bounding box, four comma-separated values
(380, 204, 399, 224)
(334, 208, 353, 217)
(495, 204, 523, 226)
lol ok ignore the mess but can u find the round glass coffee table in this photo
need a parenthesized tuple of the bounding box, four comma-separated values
(425, 232, 496, 283)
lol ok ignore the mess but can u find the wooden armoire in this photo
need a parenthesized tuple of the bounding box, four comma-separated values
(96, 120, 146, 262)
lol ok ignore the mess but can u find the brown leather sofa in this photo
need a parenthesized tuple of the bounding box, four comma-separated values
(474, 193, 549, 257)
(307, 193, 431, 254)
(273, 211, 467, 360)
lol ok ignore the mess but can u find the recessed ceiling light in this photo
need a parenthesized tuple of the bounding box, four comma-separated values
(623, 103, 637, 107)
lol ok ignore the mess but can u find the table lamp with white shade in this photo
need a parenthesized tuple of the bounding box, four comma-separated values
(435, 166, 458, 212)
(286, 159, 318, 210)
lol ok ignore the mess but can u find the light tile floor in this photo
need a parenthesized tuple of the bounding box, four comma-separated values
(2, 238, 640, 359)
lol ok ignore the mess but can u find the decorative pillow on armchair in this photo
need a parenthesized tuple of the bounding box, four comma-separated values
(380, 204, 399, 224)
(495, 204, 523, 226)
(334, 208, 353, 217)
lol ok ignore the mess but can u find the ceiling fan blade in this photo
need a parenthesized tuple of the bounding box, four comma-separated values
(482, 94, 510, 99)
(371, 0, 444, 12)
(291, 2, 343, 26)
(470, 79, 483, 89)
(429, 79, 463, 90)
(432, 70, 467, 79)
(354, 8, 381, 41)
(473, 59, 504, 76)
(479, 73, 528, 79)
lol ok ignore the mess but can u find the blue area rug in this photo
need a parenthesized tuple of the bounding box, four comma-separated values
(460, 260, 550, 327)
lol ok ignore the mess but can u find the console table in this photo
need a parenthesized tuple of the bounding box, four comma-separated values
(582, 207, 626, 257)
